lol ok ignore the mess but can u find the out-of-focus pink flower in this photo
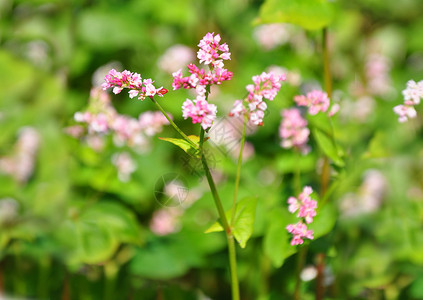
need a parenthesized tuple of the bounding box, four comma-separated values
(286, 222, 314, 246)
(279, 108, 310, 155)
(182, 96, 217, 130)
(111, 152, 137, 182)
(393, 104, 417, 123)
(139, 111, 171, 136)
(340, 169, 387, 218)
(294, 90, 330, 115)
(253, 24, 292, 50)
(393, 79, 423, 123)
(149, 208, 183, 236)
(366, 54, 393, 97)
(74, 87, 171, 152)
(158, 45, 195, 74)
(229, 72, 286, 126)
(0, 127, 40, 184)
(287, 186, 317, 224)
(286, 186, 317, 245)
(102, 69, 168, 100)
(402, 80, 423, 105)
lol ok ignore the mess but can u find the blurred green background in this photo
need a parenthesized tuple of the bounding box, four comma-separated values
(1, 0, 423, 299)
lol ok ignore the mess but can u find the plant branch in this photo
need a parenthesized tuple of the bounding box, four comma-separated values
(200, 127, 239, 300)
(150, 97, 198, 149)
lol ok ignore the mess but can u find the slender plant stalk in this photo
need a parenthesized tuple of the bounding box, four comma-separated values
(199, 128, 240, 300)
(150, 97, 198, 149)
(230, 115, 247, 226)
(294, 245, 308, 300)
(315, 26, 333, 300)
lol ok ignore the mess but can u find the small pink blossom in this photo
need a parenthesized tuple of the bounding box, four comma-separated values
(294, 90, 330, 115)
(286, 222, 314, 245)
(279, 108, 310, 154)
(287, 186, 317, 224)
(229, 72, 286, 126)
(182, 97, 217, 130)
(111, 152, 137, 182)
(197, 32, 231, 68)
(102, 69, 168, 100)
(393, 104, 417, 123)
(402, 80, 423, 105)
(286, 186, 317, 245)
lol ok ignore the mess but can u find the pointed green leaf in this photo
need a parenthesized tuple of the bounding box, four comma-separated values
(256, 0, 336, 30)
(158, 135, 199, 156)
(205, 197, 258, 248)
(263, 208, 297, 267)
(312, 128, 345, 167)
(309, 202, 336, 239)
(204, 221, 224, 233)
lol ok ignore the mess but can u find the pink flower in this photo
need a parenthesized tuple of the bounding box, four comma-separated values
(286, 186, 317, 245)
(111, 152, 137, 182)
(197, 32, 231, 68)
(182, 97, 217, 130)
(279, 108, 310, 154)
(393, 104, 417, 123)
(158, 44, 195, 74)
(229, 72, 286, 126)
(102, 69, 168, 100)
(286, 222, 314, 245)
(174, 33, 233, 129)
(287, 186, 317, 224)
(294, 90, 330, 115)
(402, 80, 423, 105)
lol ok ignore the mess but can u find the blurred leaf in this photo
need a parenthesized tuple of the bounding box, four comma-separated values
(312, 128, 345, 167)
(263, 208, 296, 267)
(256, 0, 335, 30)
(309, 202, 336, 239)
(205, 197, 258, 248)
(58, 201, 142, 265)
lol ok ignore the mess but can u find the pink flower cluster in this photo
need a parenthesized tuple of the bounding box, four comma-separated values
(182, 95, 217, 130)
(102, 69, 168, 100)
(286, 186, 317, 246)
(294, 90, 330, 115)
(0, 127, 40, 184)
(393, 80, 423, 122)
(197, 32, 231, 68)
(229, 72, 286, 126)
(73, 87, 170, 151)
(279, 108, 310, 154)
(111, 152, 137, 182)
(173, 32, 233, 130)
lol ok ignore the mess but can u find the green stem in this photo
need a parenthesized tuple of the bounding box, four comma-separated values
(315, 26, 333, 300)
(230, 115, 247, 226)
(294, 245, 308, 300)
(199, 127, 239, 300)
(150, 97, 198, 149)
(322, 28, 332, 99)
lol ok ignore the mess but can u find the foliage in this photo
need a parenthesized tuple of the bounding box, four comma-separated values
(1, 0, 423, 299)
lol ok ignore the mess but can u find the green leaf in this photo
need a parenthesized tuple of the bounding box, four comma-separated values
(312, 128, 345, 167)
(309, 202, 336, 239)
(159, 135, 199, 156)
(263, 208, 297, 267)
(205, 197, 258, 248)
(256, 0, 336, 31)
